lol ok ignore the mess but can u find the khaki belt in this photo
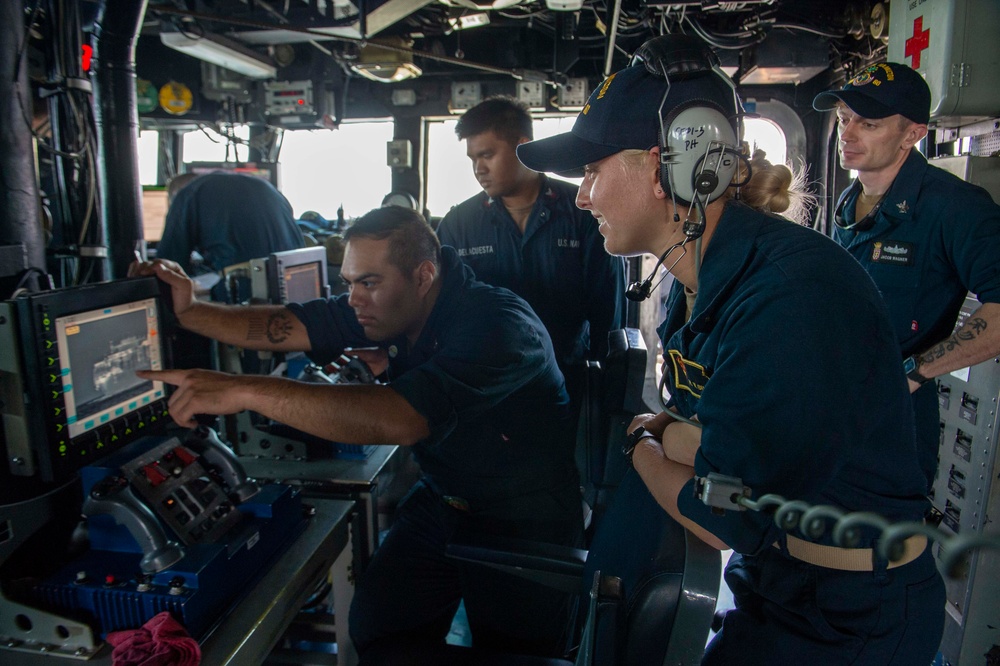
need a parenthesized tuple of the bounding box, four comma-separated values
(774, 534, 927, 571)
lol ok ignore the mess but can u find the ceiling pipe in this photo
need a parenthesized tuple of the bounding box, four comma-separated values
(603, 0, 624, 78)
(91, 0, 149, 278)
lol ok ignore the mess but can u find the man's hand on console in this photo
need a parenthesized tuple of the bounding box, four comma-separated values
(128, 259, 196, 319)
(137, 369, 250, 428)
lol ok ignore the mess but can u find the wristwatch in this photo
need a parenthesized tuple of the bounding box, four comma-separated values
(903, 355, 931, 386)
(623, 427, 658, 465)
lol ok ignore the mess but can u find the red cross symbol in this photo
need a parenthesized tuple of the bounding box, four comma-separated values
(905, 16, 930, 69)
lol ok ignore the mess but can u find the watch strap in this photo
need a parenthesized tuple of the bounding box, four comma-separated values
(623, 427, 659, 464)
(903, 355, 931, 385)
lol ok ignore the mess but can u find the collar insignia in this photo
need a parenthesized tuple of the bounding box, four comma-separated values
(896, 200, 909, 214)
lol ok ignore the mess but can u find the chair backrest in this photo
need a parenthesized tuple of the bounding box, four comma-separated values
(438, 460, 720, 666)
(579, 468, 720, 666)
(577, 329, 648, 527)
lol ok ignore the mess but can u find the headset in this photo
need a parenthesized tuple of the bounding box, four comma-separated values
(625, 35, 747, 302)
(632, 36, 742, 212)
(833, 181, 882, 232)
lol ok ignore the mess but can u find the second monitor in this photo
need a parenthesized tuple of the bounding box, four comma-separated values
(251, 247, 330, 305)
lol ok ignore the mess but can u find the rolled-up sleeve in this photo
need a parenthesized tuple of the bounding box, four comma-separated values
(287, 296, 372, 364)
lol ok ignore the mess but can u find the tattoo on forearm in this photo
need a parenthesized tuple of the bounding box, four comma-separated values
(265, 313, 293, 343)
(247, 317, 266, 341)
(247, 313, 294, 343)
(956, 329, 976, 342)
(919, 318, 988, 365)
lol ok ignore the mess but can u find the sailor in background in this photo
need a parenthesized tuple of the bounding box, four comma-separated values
(814, 62, 1000, 491)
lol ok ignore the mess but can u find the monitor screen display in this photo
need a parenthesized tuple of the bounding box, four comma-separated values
(54, 297, 166, 439)
(266, 247, 328, 305)
(142, 188, 169, 242)
(282, 261, 323, 303)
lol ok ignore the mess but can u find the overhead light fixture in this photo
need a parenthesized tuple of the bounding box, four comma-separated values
(443, 0, 526, 10)
(544, 0, 584, 10)
(350, 37, 422, 84)
(160, 31, 277, 80)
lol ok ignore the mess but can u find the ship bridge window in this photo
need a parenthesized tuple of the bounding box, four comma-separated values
(139, 122, 395, 222)
(138, 130, 160, 185)
(424, 116, 580, 220)
(278, 121, 394, 220)
(744, 117, 786, 166)
(183, 124, 252, 163)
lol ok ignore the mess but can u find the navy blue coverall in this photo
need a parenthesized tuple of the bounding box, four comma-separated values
(660, 202, 944, 664)
(834, 149, 1000, 490)
(436, 176, 626, 372)
(288, 246, 582, 660)
(157, 172, 304, 277)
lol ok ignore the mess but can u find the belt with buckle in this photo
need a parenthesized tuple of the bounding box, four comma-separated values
(775, 533, 927, 571)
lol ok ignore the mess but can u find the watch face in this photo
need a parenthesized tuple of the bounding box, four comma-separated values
(903, 356, 917, 374)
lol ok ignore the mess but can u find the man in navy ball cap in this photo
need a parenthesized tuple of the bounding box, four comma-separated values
(814, 62, 1000, 493)
(813, 61, 931, 124)
(521, 36, 944, 665)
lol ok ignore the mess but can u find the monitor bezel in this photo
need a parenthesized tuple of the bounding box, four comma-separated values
(12, 278, 172, 483)
(266, 246, 329, 305)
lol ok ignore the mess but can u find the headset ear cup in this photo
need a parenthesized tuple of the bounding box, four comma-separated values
(661, 100, 738, 207)
(658, 129, 672, 196)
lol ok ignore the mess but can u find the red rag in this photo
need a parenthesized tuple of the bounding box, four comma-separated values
(106, 611, 201, 666)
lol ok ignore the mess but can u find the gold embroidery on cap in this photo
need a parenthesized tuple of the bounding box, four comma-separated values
(596, 73, 617, 100)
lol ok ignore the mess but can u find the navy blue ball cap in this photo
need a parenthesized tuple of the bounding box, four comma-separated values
(812, 62, 930, 125)
(517, 63, 740, 174)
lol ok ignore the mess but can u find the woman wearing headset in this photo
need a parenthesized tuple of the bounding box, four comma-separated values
(517, 36, 944, 665)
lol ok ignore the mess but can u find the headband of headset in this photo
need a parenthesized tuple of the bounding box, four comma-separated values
(632, 35, 741, 208)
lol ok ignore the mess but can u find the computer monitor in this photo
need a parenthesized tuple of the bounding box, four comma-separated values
(1, 278, 170, 483)
(141, 187, 169, 242)
(56, 298, 164, 439)
(256, 247, 329, 305)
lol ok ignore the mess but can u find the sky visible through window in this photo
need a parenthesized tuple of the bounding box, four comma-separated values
(139, 116, 785, 221)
